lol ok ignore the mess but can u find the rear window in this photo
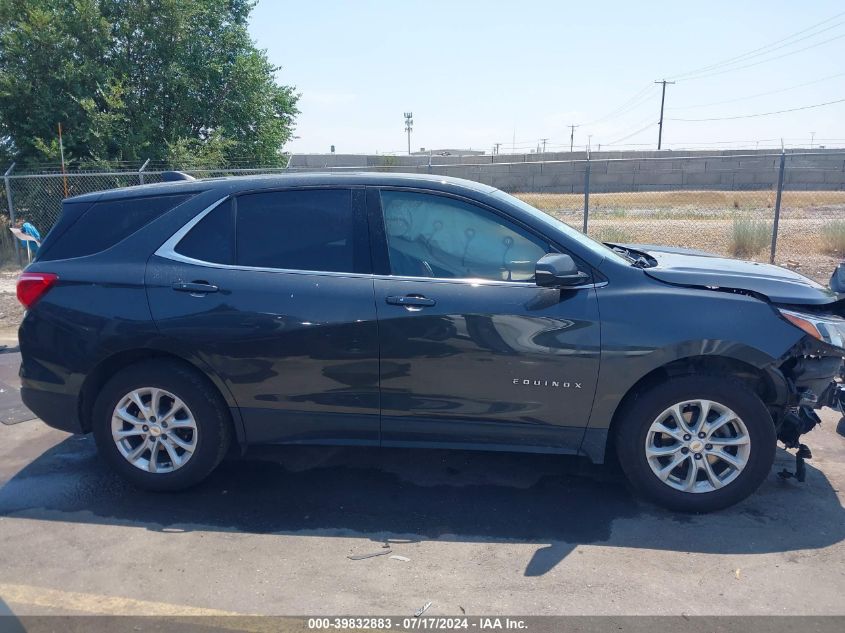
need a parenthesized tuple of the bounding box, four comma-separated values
(174, 199, 233, 264)
(39, 194, 193, 261)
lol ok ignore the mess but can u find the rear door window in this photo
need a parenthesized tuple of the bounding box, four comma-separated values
(235, 189, 364, 273)
(40, 194, 193, 261)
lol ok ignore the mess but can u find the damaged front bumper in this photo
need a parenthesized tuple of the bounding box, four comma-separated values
(773, 346, 844, 481)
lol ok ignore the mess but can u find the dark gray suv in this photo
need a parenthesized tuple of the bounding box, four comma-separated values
(16, 172, 845, 512)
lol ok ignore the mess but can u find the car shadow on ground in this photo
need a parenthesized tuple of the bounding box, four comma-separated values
(0, 435, 843, 577)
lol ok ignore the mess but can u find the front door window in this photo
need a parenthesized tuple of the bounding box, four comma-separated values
(380, 190, 548, 282)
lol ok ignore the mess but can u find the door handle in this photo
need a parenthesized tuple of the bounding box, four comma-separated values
(385, 294, 436, 307)
(172, 281, 219, 294)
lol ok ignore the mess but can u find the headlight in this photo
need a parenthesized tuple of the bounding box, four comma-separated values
(779, 308, 845, 350)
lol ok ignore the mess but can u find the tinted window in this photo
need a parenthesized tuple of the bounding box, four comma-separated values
(236, 189, 355, 272)
(380, 190, 548, 281)
(40, 194, 193, 261)
(175, 199, 233, 264)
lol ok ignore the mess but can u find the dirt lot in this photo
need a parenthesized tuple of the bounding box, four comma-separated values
(515, 190, 845, 284)
(0, 270, 24, 332)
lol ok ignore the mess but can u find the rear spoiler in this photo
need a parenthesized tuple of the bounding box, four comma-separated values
(160, 171, 195, 182)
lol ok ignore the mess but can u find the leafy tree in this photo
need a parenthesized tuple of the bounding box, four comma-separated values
(0, 0, 299, 168)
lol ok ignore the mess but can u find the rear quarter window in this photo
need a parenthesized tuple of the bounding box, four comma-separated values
(174, 199, 234, 264)
(39, 194, 194, 261)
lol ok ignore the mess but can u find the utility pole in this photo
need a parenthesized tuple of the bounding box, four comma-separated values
(540, 138, 548, 154)
(810, 131, 816, 148)
(404, 112, 413, 155)
(494, 142, 501, 155)
(569, 124, 579, 153)
(58, 123, 69, 198)
(655, 79, 675, 150)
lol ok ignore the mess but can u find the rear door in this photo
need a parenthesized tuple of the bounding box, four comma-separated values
(369, 187, 602, 453)
(145, 187, 380, 445)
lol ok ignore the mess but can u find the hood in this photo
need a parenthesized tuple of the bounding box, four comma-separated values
(622, 244, 843, 306)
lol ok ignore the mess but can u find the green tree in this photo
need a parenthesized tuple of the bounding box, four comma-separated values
(0, 0, 299, 168)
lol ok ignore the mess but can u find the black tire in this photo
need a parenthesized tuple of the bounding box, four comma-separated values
(92, 359, 232, 491)
(615, 374, 776, 513)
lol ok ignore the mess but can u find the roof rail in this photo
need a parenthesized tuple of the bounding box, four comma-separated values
(160, 171, 196, 182)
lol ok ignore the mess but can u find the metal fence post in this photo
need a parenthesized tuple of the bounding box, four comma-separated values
(4, 162, 18, 263)
(583, 151, 591, 234)
(769, 150, 786, 264)
(138, 158, 150, 185)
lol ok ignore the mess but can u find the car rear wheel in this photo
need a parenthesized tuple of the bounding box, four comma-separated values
(92, 359, 232, 491)
(615, 375, 776, 512)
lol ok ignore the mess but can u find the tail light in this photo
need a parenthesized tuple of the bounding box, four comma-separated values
(17, 272, 58, 308)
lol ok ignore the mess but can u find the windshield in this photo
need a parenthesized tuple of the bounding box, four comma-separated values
(490, 189, 631, 265)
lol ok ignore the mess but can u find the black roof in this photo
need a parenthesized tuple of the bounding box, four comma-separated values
(67, 172, 497, 203)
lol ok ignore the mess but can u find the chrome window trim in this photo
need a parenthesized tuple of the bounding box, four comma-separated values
(155, 195, 604, 290)
(156, 195, 230, 259)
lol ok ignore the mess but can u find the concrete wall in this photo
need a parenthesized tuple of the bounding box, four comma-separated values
(287, 149, 845, 192)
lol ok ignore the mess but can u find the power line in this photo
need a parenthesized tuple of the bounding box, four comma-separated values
(605, 120, 655, 146)
(672, 21, 845, 80)
(582, 84, 656, 126)
(667, 96, 845, 121)
(668, 70, 845, 110)
(593, 112, 656, 147)
(668, 10, 845, 80)
(675, 32, 845, 82)
(576, 13, 845, 151)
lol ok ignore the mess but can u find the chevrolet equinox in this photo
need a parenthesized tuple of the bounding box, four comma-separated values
(17, 173, 845, 512)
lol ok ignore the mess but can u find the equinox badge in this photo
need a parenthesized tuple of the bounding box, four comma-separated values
(513, 378, 582, 389)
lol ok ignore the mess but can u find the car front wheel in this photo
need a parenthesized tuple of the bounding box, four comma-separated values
(615, 375, 776, 512)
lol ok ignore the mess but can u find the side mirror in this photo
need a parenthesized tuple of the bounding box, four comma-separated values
(535, 253, 590, 288)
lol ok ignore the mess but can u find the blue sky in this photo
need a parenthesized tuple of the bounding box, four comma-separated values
(249, 0, 845, 154)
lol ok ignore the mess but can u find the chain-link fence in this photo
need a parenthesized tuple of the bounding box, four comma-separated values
(0, 166, 295, 264)
(2, 153, 844, 282)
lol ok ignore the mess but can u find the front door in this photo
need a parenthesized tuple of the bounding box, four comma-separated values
(370, 188, 601, 453)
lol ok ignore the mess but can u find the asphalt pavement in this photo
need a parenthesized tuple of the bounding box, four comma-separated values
(0, 350, 843, 616)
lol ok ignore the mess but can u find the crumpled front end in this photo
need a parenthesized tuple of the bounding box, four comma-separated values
(771, 308, 845, 481)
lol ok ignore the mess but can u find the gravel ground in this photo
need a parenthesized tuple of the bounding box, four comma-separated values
(0, 268, 24, 332)
(582, 218, 841, 283)
(514, 190, 844, 285)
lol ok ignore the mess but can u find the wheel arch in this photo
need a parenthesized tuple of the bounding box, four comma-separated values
(600, 353, 788, 462)
(78, 347, 246, 446)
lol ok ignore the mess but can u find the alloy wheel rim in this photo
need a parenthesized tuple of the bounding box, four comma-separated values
(644, 399, 751, 493)
(111, 388, 198, 474)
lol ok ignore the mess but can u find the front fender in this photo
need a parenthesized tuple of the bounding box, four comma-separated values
(578, 280, 805, 462)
